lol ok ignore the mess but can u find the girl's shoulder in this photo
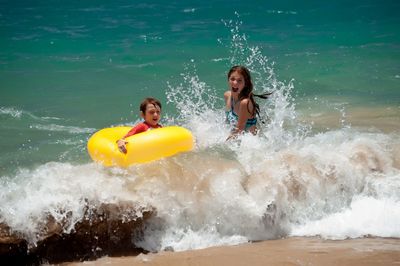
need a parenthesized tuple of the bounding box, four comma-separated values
(239, 97, 250, 105)
(239, 98, 254, 114)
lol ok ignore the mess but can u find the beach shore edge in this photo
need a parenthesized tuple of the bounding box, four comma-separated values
(63, 236, 400, 266)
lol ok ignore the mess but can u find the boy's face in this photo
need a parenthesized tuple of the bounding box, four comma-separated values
(141, 103, 161, 126)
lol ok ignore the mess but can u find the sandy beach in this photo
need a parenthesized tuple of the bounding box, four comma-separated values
(62, 237, 400, 266)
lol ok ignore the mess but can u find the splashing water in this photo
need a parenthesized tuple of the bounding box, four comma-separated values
(165, 62, 227, 148)
(134, 16, 400, 251)
(1, 16, 399, 254)
(167, 14, 308, 151)
(221, 14, 311, 150)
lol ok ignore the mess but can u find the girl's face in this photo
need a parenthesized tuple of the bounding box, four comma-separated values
(228, 71, 245, 95)
(141, 103, 161, 126)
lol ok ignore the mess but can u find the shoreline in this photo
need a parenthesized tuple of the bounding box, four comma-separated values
(63, 237, 400, 266)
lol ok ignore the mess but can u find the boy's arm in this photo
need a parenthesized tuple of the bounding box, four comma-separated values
(123, 123, 146, 138)
(117, 123, 147, 154)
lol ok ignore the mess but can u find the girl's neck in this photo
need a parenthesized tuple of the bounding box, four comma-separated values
(231, 95, 239, 107)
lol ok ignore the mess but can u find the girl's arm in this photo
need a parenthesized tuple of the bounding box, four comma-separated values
(227, 99, 253, 140)
(236, 99, 250, 131)
(224, 91, 231, 111)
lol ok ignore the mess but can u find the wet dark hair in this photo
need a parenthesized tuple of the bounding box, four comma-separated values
(227, 65, 272, 117)
(140, 97, 162, 114)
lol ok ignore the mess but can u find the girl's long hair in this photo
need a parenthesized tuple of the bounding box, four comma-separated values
(228, 65, 272, 117)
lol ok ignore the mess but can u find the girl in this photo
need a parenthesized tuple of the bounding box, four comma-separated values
(117, 97, 162, 153)
(224, 65, 271, 140)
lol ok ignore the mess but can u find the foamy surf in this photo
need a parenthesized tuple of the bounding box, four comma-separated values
(291, 195, 400, 239)
(3, 18, 399, 253)
(1, 9, 399, 264)
(29, 123, 96, 134)
(1, 126, 399, 250)
(0, 106, 61, 121)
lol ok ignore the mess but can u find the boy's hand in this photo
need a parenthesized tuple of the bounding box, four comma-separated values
(117, 139, 128, 154)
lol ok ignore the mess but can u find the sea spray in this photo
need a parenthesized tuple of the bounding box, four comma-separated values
(221, 14, 310, 149)
(291, 195, 400, 239)
(0, 12, 399, 260)
(132, 17, 310, 251)
(165, 61, 228, 148)
(130, 17, 400, 252)
(131, 129, 400, 251)
(0, 163, 152, 245)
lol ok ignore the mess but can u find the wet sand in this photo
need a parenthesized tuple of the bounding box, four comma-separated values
(62, 237, 400, 266)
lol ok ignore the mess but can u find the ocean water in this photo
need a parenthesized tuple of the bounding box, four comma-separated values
(1, 0, 400, 253)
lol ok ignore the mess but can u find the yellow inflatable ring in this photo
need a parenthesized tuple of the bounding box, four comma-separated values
(87, 126, 194, 167)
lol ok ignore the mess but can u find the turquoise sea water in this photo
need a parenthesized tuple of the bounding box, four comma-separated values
(0, 0, 399, 255)
(1, 1, 399, 172)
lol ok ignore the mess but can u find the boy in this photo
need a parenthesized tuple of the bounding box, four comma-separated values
(117, 97, 162, 154)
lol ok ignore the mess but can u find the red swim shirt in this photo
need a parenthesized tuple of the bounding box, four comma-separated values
(123, 122, 162, 138)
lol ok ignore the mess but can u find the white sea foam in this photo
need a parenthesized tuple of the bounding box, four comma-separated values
(127, 125, 399, 251)
(266, 10, 297, 15)
(0, 162, 137, 244)
(158, 228, 247, 252)
(211, 57, 229, 62)
(1, 17, 399, 253)
(0, 106, 23, 118)
(1, 125, 399, 248)
(291, 195, 400, 239)
(114, 62, 154, 69)
(0, 106, 61, 121)
(29, 123, 96, 134)
(135, 18, 400, 251)
(183, 8, 196, 13)
(136, 58, 400, 252)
